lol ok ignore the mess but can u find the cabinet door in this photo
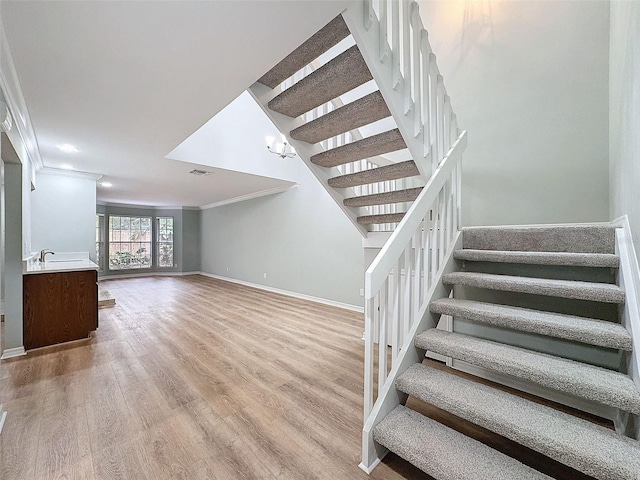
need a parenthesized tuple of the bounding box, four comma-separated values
(24, 270, 98, 350)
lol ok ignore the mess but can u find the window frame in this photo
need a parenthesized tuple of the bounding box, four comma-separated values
(107, 215, 153, 271)
(156, 216, 174, 269)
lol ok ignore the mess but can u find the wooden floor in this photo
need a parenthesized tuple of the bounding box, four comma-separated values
(0, 275, 430, 480)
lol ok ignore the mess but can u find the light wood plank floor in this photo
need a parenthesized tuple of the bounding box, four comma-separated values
(1, 275, 429, 480)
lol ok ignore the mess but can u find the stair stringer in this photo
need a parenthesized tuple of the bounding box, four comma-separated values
(359, 231, 462, 473)
(615, 215, 640, 440)
(342, 3, 434, 181)
(249, 82, 370, 237)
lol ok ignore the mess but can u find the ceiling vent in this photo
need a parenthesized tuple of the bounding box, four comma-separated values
(189, 169, 211, 176)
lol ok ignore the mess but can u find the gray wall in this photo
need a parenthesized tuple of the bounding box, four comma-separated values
(97, 204, 200, 277)
(3, 162, 22, 351)
(31, 171, 97, 261)
(419, 0, 610, 227)
(182, 209, 201, 272)
(200, 165, 364, 308)
(610, 0, 640, 255)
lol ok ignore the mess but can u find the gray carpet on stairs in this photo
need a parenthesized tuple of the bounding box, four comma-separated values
(268, 45, 372, 118)
(328, 160, 419, 188)
(374, 405, 553, 480)
(397, 364, 640, 480)
(454, 249, 620, 268)
(311, 128, 406, 168)
(344, 186, 422, 207)
(429, 298, 633, 350)
(443, 271, 625, 303)
(290, 91, 389, 144)
(258, 15, 350, 89)
(415, 329, 640, 414)
(357, 212, 405, 225)
(462, 225, 616, 254)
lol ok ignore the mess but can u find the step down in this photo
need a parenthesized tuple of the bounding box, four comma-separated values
(415, 329, 640, 414)
(328, 160, 419, 188)
(257, 15, 351, 89)
(374, 405, 553, 480)
(290, 91, 389, 144)
(397, 364, 640, 480)
(357, 213, 405, 225)
(268, 45, 372, 118)
(311, 129, 406, 168)
(454, 249, 620, 268)
(430, 298, 633, 351)
(442, 271, 625, 304)
(344, 187, 422, 207)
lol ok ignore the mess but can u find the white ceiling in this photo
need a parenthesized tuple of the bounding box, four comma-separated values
(1, 0, 349, 207)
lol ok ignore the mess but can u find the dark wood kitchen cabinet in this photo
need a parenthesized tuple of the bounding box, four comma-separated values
(23, 269, 98, 350)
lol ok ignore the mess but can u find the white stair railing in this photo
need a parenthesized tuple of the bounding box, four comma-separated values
(342, 0, 469, 472)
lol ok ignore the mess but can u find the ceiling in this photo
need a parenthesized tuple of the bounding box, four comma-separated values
(1, 0, 349, 207)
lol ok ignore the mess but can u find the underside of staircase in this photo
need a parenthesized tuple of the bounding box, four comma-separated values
(374, 224, 640, 479)
(251, 15, 424, 236)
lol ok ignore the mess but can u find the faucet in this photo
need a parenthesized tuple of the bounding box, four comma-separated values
(39, 249, 55, 262)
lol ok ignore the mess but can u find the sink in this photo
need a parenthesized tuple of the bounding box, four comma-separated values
(46, 259, 83, 263)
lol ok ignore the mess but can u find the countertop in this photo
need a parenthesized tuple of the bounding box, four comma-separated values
(23, 252, 99, 275)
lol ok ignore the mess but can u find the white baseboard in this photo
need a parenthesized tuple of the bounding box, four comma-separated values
(99, 271, 199, 281)
(451, 359, 617, 421)
(1, 346, 26, 360)
(197, 272, 364, 313)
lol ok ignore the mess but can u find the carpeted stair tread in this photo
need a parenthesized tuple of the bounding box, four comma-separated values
(442, 271, 625, 304)
(397, 364, 640, 480)
(311, 129, 406, 168)
(374, 405, 553, 480)
(344, 186, 422, 207)
(290, 91, 390, 144)
(258, 15, 351, 89)
(328, 160, 419, 188)
(415, 329, 640, 414)
(454, 249, 620, 268)
(268, 45, 372, 118)
(430, 298, 632, 351)
(357, 213, 405, 225)
(462, 225, 616, 254)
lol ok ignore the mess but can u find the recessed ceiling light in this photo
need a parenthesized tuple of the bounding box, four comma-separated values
(101, 182, 113, 188)
(60, 163, 74, 170)
(57, 143, 79, 153)
(189, 169, 211, 176)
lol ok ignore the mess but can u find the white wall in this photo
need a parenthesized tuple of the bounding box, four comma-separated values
(610, 0, 640, 255)
(31, 170, 97, 260)
(200, 160, 364, 308)
(419, 0, 610, 227)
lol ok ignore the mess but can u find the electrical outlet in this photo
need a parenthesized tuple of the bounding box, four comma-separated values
(226, 267, 229, 272)
(359, 288, 364, 297)
(263, 273, 267, 279)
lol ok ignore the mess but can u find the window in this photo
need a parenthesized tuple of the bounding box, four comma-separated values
(108, 215, 152, 270)
(157, 217, 174, 268)
(96, 214, 105, 271)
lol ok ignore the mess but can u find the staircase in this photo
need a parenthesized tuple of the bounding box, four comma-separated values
(373, 224, 640, 479)
(249, 10, 461, 236)
(249, 1, 640, 479)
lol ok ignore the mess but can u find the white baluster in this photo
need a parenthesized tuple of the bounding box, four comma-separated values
(364, 0, 374, 31)
(392, 0, 401, 89)
(410, 3, 422, 138)
(379, 0, 389, 62)
(378, 281, 388, 389)
(402, 0, 412, 114)
(364, 296, 375, 417)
